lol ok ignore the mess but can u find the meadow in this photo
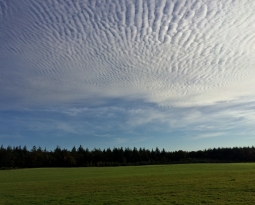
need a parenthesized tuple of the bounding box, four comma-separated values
(1, 163, 255, 205)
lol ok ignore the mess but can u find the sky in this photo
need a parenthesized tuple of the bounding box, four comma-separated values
(1, 0, 255, 151)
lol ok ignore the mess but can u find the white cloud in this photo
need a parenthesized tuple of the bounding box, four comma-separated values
(0, 0, 255, 110)
(1, 1, 255, 150)
(93, 133, 112, 138)
(115, 137, 128, 144)
(192, 132, 225, 140)
(56, 123, 79, 134)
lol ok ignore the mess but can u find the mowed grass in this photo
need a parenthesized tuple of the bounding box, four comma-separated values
(1, 163, 255, 205)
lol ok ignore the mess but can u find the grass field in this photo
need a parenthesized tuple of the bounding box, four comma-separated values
(1, 163, 255, 205)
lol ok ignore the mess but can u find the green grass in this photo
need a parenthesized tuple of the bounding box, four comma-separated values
(1, 163, 255, 204)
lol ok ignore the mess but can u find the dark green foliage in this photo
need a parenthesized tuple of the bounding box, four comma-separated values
(0, 145, 255, 169)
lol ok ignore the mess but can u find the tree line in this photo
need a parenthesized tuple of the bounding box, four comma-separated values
(1, 145, 255, 169)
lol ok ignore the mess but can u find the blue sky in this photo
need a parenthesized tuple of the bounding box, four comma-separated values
(1, 0, 255, 151)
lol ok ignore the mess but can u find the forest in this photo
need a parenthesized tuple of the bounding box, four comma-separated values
(1, 145, 255, 169)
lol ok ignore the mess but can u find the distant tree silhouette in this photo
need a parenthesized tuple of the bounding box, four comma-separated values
(1, 145, 255, 169)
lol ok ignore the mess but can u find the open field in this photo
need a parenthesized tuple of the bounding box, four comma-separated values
(1, 163, 255, 205)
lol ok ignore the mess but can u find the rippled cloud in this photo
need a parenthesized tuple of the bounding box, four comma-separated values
(1, 0, 255, 150)
(1, 0, 255, 108)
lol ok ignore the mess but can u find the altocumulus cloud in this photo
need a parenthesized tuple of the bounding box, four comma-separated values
(0, 0, 255, 150)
